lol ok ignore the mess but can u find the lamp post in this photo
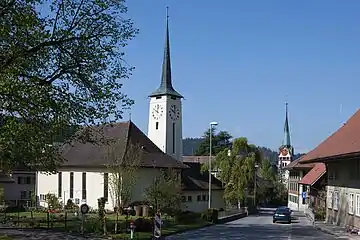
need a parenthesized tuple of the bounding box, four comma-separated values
(208, 121, 218, 209)
(254, 164, 259, 207)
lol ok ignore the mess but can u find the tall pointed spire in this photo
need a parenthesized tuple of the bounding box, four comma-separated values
(283, 102, 291, 147)
(149, 7, 183, 98)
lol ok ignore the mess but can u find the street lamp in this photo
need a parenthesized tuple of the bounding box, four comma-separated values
(254, 164, 259, 207)
(208, 121, 218, 209)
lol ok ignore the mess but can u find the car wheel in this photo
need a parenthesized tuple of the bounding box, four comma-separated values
(273, 220, 276, 223)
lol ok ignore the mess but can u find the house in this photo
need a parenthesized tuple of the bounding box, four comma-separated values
(284, 158, 326, 212)
(182, 156, 221, 178)
(37, 121, 188, 210)
(0, 170, 35, 207)
(299, 109, 360, 227)
(181, 162, 225, 212)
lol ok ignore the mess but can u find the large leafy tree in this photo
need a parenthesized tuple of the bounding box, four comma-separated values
(204, 137, 261, 206)
(0, 0, 138, 171)
(194, 129, 232, 156)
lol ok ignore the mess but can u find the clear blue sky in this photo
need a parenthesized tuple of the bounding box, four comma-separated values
(120, 0, 360, 153)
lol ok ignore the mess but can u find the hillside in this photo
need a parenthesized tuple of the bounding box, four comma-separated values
(182, 138, 305, 166)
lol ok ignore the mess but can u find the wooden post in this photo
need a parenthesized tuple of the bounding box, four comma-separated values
(17, 210, 20, 226)
(64, 211, 67, 230)
(47, 212, 50, 228)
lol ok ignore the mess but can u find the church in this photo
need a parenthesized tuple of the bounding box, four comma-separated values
(36, 14, 225, 213)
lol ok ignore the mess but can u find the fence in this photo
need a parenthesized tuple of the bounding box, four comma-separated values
(0, 210, 135, 234)
(218, 207, 246, 219)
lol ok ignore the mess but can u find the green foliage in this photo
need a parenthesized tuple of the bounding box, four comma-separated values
(194, 129, 232, 156)
(45, 193, 61, 210)
(206, 137, 261, 205)
(174, 211, 202, 224)
(97, 197, 107, 234)
(0, 185, 4, 204)
(0, 0, 138, 172)
(204, 208, 219, 223)
(64, 199, 78, 211)
(144, 169, 182, 215)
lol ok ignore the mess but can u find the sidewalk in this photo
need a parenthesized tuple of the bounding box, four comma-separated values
(315, 221, 360, 239)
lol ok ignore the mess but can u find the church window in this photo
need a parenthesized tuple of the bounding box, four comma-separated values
(69, 172, 74, 199)
(171, 96, 176, 100)
(58, 172, 62, 198)
(82, 172, 87, 200)
(172, 123, 175, 153)
(103, 173, 108, 201)
(156, 96, 162, 99)
(156, 122, 159, 130)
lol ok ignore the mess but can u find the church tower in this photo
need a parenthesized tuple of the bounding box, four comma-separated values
(148, 9, 183, 161)
(278, 103, 294, 183)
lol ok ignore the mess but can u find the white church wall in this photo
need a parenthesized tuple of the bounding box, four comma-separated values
(37, 167, 163, 210)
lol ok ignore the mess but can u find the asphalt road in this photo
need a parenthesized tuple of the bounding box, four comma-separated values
(166, 209, 342, 240)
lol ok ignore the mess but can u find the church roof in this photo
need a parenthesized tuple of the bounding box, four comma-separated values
(149, 10, 182, 98)
(283, 103, 291, 148)
(60, 121, 188, 169)
(300, 109, 360, 163)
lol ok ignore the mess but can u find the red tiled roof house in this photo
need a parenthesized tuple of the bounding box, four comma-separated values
(299, 110, 360, 227)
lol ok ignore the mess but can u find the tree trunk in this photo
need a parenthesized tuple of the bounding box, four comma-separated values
(115, 211, 119, 233)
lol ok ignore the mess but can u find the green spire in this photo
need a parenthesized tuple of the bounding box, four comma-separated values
(283, 102, 291, 147)
(149, 7, 183, 98)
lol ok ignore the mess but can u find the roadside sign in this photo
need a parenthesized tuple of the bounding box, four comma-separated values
(302, 192, 306, 199)
(80, 203, 89, 214)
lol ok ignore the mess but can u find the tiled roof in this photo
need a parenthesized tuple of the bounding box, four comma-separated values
(283, 156, 314, 170)
(183, 156, 215, 164)
(0, 172, 15, 183)
(298, 163, 326, 186)
(182, 162, 224, 191)
(300, 110, 360, 163)
(60, 121, 188, 169)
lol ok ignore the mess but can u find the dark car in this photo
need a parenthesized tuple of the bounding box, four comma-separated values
(273, 207, 291, 224)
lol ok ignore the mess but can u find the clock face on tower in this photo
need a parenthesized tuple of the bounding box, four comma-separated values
(152, 104, 164, 120)
(168, 104, 180, 121)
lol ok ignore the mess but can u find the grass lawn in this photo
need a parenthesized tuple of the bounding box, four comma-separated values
(0, 235, 13, 240)
(1, 211, 212, 239)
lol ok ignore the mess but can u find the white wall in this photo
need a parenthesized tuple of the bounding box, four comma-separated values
(182, 190, 225, 213)
(37, 167, 163, 210)
(1, 171, 35, 205)
(148, 95, 183, 161)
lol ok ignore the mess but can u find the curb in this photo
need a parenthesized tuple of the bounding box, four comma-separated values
(314, 225, 339, 237)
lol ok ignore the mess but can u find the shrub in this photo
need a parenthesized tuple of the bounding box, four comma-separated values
(134, 218, 153, 232)
(204, 208, 219, 223)
(174, 211, 201, 224)
(64, 199, 78, 212)
(5, 205, 26, 213)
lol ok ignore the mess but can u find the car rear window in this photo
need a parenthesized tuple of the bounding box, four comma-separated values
(276, 209, 288, 214)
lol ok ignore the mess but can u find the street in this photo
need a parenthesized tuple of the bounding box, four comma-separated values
(166, 209, 342, 240)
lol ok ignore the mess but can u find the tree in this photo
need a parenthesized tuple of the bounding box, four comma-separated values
(0, 0, 138, 172)
(107, 140, 142, 233)
(194, 129, 232, 156)
(256, 158, 277, 205)
(203, 137, 261, 207)
(45, 193, 61, 210)
(144, 168, 182, 215)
